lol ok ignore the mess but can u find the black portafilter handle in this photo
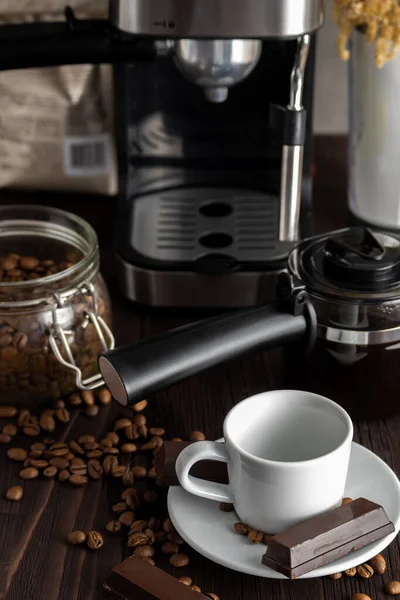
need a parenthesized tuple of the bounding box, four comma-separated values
(98, 275, 317, 406)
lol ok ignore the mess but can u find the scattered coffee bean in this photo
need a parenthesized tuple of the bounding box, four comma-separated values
(106, 520, 122, 533)
(263, 534, 273, 545)
(106, 431, 119, 445)
(205, 594, 220, 600)
(19, 256, 39, 271)
(98, 388, 112, 405)
(23, 425, 41, 436)
(329, 572, 343, 579)
(134, 414, 146, 427)
(7, 448, 28, 462)
(132, 466, 147, 478)
(171, 437, 183, 442)
(85, 405, 99, 417)
(50, 457, 69, 469)
(20, 467, 39, 480)
(83, 441, 99, 451)
(111, 503, 127, 514)
(344, 567, 357, 576)
(163, 518, 175, 534)
(148, 517, 160, 532)
(219, 502, 234, 512)
(385, 581, 400, 595)
(103, 447, 120, 455)
(31, 442, 46, 451)
(141, 439, 158, 451)
(148, 466, 157, 479)
(139, 425, 148, 438)
(58, 469, 70, 482)
(130, 520, 148, 533)
(68, 530, 86, 545)
(350, 595, 371, 600)
(128, 532, 148, 548)
(341, 497, 353, 505)
(167, 532, 184, 545)
(161, 542, 179, 555)
(18, 410, 31, 427)
(356, 564, 374, 578)
(30, 459, 49, 469)
(30, 450, 43, 459)
(103, 456, 118, 476)
(114, 418, 132, 431)
(149, 427, 165, 437)
(0, 433, 11, 444)
(6, 485, 23, 501)
(87, 531, 103, 550)
(86, 450, 103, 459)
(40, 413, 56, 432)
(134, 545, 155, 558)
(81, 391, 95, 406)
(368, 553, 386, 575)
(144, 529, 156, 545)
(69, 474, 88, 486)
(248, 530, 263, 544)
(23, 459, 31, 467)
(69, 441, 84, 456)
(190, 431, 205, 442)
(111, 465, 126, 478)
(121, 487, 140, 510)
(179, 577, 192, 586)
(0, 406, 17, 418)
(78, 435, 95, 444)
(55, 408, 70, 423)
(119, 511, 135, 527)
(87, 460, 103, 480)
(50, 443, 69, 457)
(122, 468, 135, 488)
(69, 394, 82, 406)
(191, 586, 201, 593)
(125, 424, 139, 441)
(234, 523, 250, 535)
(141, 557, 155, 566)
(144, 491, 158, 504)
(121, 443, 137, 454)
(132, 400, 148, 412)
(3, 424, 17, 436)
(170, 554, 189, 568)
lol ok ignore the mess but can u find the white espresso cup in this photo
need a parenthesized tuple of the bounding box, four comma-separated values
(176, 390, 353, 534)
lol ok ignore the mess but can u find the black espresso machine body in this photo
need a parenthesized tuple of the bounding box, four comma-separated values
(114, 38, 317, 308)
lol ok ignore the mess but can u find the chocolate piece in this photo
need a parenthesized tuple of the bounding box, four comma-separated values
(155, 441, 228, 486)
(104, 555, 209, 599)
(262, 497, 395, 579)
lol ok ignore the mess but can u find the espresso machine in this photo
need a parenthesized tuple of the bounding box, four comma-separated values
(0, 0, 324, 307)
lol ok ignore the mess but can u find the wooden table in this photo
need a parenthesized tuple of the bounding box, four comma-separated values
(1, 137, 399, 600)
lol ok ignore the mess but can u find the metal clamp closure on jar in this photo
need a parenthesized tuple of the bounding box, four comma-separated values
(48, 281, 115, 390)
(318, 324, 400, 346)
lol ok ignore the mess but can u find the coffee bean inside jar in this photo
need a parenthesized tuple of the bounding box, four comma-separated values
(0, 205, 113, 407)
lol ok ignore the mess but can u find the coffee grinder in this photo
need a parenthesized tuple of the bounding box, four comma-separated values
(112, 0, 324, 307)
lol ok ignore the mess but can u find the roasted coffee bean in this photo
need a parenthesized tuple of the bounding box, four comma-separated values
(130, 520, 148, 533)
(81, 391, 95, 406)
(385, 581, 400, 595)
(100, 438, 113, 448)
(179, 577, 192, 586)
(134, 414, 146, 427)
(144, 529, 156, 545)
(234, 523, 250, 535)
(150, 436, 164, 449)
(350, 595, 372, 600)
(191, 586, 201, 593)
(31, 442, 46, 451)
(64, 452, 75, 461)
(170, 553, 189, 568)
(368, 553, 386, 575)
(11, 332, 27, 350)
(141, 557, 155, 566)
(23, 425, 41, 436)
(219, 502, 234, 512)
(43, 438, 56, 446)
(69, 441, 85, 456)
(111, 502, 127, 515)
(0, 405, 17, 419)
(114, 418, 133, 431)
(103, 455, 118, 476)
(88, 460, 103, 480)
(102, 447, 119, 455)
(0, 333, 12, 348)
(69, 474, 88, 486)
(119, 511, 135, 527)
(167, 532, 184, 545)
(44, 466, 57, 478)
(85, 405, 99, 417)
(144, 491, 158, 504)
(171, 437, 183, 442)
(69, 394, 82, 406)
(55, 408, 70, 423)
(20, 467, 39, 480)
(98, 388, 112, 405)
(148, 466, 157, 479)
(163, 518, 175, 534)
(106, 520, 122, 533)
(7, 448, 28, 462)
(58, 469, 70, 482)
(106, 431, 119, 445)
(78, 434, 95, 444)
(1, 255, 17, 270)
(50, 457, 69, 469)
(248, 530, 263, 544)
(139, 425, 148, 438)
(3, 424, 17, 436)
(111, 465, 126, 478)
(122, 488, 140, 511)
(132, 466, 147, 478)
(125, 424, 139, 441)
(357, 564, 374, 578)
(190, 431, 206, 442)
(70, 458, 86, 472)
(134, 545, 155, 558)
(68, 530, 86, 545)
(122, 468, 135, 488)
(6, 485, 23, 501)
(83, 441, 99, 451)
(121, 443, 137, 454)
(205, 594, 220, 600)
(329, 572, 343, 579)
(19, 256, 39, 271)
(344, 567, 357, 577)
(128, 532, 148, 548)
(0, 433, 11, 444)
(87, 531, 103, 550)
(148, 518, 160, 532)
(53, 399, 65, 409)
(149, 427, 165, 437)
(23, 459, 31, 467)
(161, 542, 179, 555)
(155, 531, 168, 544)
(50, 443, 69, 456)
(132, 400, 148, 412)
(18, 409, 31, 426)
(30, 460, 49, 469)
(141, 439, 157, 451)
(86, 450, 103, 460)
(40, 413, 56, 432)
(263, 534, 273, 545)
(342, 497, 353, 505)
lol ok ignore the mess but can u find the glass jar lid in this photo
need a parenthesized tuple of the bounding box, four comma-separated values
(288, 227, 400, 303)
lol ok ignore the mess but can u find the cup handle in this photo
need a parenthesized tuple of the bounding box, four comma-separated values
(176, 441, 233, 503)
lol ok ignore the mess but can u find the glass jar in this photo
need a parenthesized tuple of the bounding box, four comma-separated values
(0, 205, 113, 406)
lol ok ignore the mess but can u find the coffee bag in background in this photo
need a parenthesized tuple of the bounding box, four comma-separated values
(0, 0, 117, 196)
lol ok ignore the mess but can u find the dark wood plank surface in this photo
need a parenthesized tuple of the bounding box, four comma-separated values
(0, 136, 399, 600)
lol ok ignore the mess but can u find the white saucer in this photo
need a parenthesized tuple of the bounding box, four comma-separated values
(168, 441, 400, 579)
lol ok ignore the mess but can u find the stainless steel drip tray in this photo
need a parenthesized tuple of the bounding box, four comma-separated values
(131, 187, 291, 265)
